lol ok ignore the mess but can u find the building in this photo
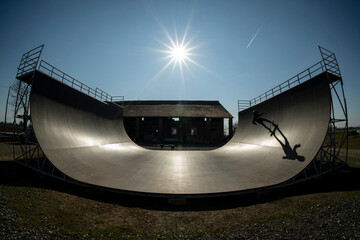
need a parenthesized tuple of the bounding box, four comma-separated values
(122, 100, 233, 144)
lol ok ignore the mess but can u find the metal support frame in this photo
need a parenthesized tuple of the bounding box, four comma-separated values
(293, 47, 348, 183)
(12, 45, 68, 180)
(316, 46, 348, 166)
(12, 45, 125, 183)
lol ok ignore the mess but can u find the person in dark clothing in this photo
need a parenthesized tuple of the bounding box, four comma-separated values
(252, 110, 277, 135)
(153, 129, 162, 144)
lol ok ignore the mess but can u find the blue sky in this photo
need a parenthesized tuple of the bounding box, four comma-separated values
(0, 0, 359, 127)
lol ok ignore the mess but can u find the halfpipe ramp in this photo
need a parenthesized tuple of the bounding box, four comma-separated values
(29, 70, 331, 196)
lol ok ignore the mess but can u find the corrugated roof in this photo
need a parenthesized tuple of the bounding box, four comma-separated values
(121, 100, 233, 118)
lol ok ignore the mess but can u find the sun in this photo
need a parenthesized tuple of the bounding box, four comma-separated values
(151, 18, 207, 81)
(157, 32, 194, 71)
(171, 45, 188, 62)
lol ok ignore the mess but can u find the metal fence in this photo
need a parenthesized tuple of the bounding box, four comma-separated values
(39, 60, 124, 104)
(238, 47, 341, 111)
(16, 45, 44, 78)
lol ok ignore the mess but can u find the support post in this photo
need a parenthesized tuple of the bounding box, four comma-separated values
(4, 87, 11, 132)
(159, 118, 163, 141)
(135, 117, 140, 141)
(228, 118, 233, 136)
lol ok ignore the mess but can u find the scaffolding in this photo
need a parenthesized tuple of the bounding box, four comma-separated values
(10, 44, 124, 181)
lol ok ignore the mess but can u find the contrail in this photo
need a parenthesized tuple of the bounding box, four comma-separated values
(246, 26, 263, 48)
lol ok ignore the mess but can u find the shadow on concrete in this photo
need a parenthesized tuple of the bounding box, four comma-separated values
(272, 125, 305, 162)
(1, 160, 359, 211)
(252, 110, 305, 162)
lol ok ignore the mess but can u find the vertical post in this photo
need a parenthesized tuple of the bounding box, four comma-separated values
(228, 118, 233, 136)
(180, 117, 185, 143)
(13, 80, 22, 122)
(159, 118, 163, 142)
(4, 87, 11, 132)
(206, 118, 211, 144)
(136, 117, 140, 141)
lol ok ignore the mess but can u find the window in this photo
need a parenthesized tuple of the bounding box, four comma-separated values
(191, 128, 197, 136)
(171, 127, 177, 136)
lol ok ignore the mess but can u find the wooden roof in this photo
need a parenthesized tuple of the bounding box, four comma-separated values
(121, 100, 233, 118)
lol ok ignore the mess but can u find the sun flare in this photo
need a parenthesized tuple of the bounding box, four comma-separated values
(151, 17, 207, 81)
(171, 45, 188, 62)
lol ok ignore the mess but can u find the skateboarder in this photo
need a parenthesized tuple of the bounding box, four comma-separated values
(252, 110, 277, 135)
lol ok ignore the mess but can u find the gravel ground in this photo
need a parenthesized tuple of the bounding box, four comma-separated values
(1, 142, 359, 239)
(0, 193, 93, 240)
(0, 195, 68, 240)
(1, 190, 359, 240)
(201, 197, 360, 240)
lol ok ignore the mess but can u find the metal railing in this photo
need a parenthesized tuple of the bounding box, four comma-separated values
(16, 44, 44, 78)
(39, 60, 124, 104)
(319, 46, 342, 79)
(238, 47, 341, 111)
(238, 100, 251, 111)
(111, 96, 125, 107)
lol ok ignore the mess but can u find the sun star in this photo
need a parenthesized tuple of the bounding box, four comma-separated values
(171, 45, 188, 63)
(158, 32, 195, 75)
(150, 17, 208, 82)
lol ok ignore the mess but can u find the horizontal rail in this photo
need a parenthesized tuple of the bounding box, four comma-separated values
(111, 96, 125, 107)
(111, 96, 125, 101)
(39, 60, 124, 104)
(238, 49, 341, 112)
(238, 100, 251, 111)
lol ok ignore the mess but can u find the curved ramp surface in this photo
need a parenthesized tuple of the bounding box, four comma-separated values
(30, 71, 331, 195)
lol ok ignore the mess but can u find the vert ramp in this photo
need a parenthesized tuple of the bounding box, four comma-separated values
(29, 71, 331, 196)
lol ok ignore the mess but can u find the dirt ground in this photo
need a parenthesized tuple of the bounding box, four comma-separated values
(0, 143, 20, 161)
(0, 142, 37, 161)
(0, 142, 359, 239)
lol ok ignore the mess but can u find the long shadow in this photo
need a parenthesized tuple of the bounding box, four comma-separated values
(252, 110, 305, 162)
(272, 126, 305, 162)
(1, 160, 359, 211)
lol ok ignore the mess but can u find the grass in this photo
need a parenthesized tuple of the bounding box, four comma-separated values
(348, 161, 360, 168)
(2, 187, 84, 234)
(1, 179, 360, 239)
(323, 129, 360, 149)
(0, 131, 359, 239)
(1, 186, 139, 238)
